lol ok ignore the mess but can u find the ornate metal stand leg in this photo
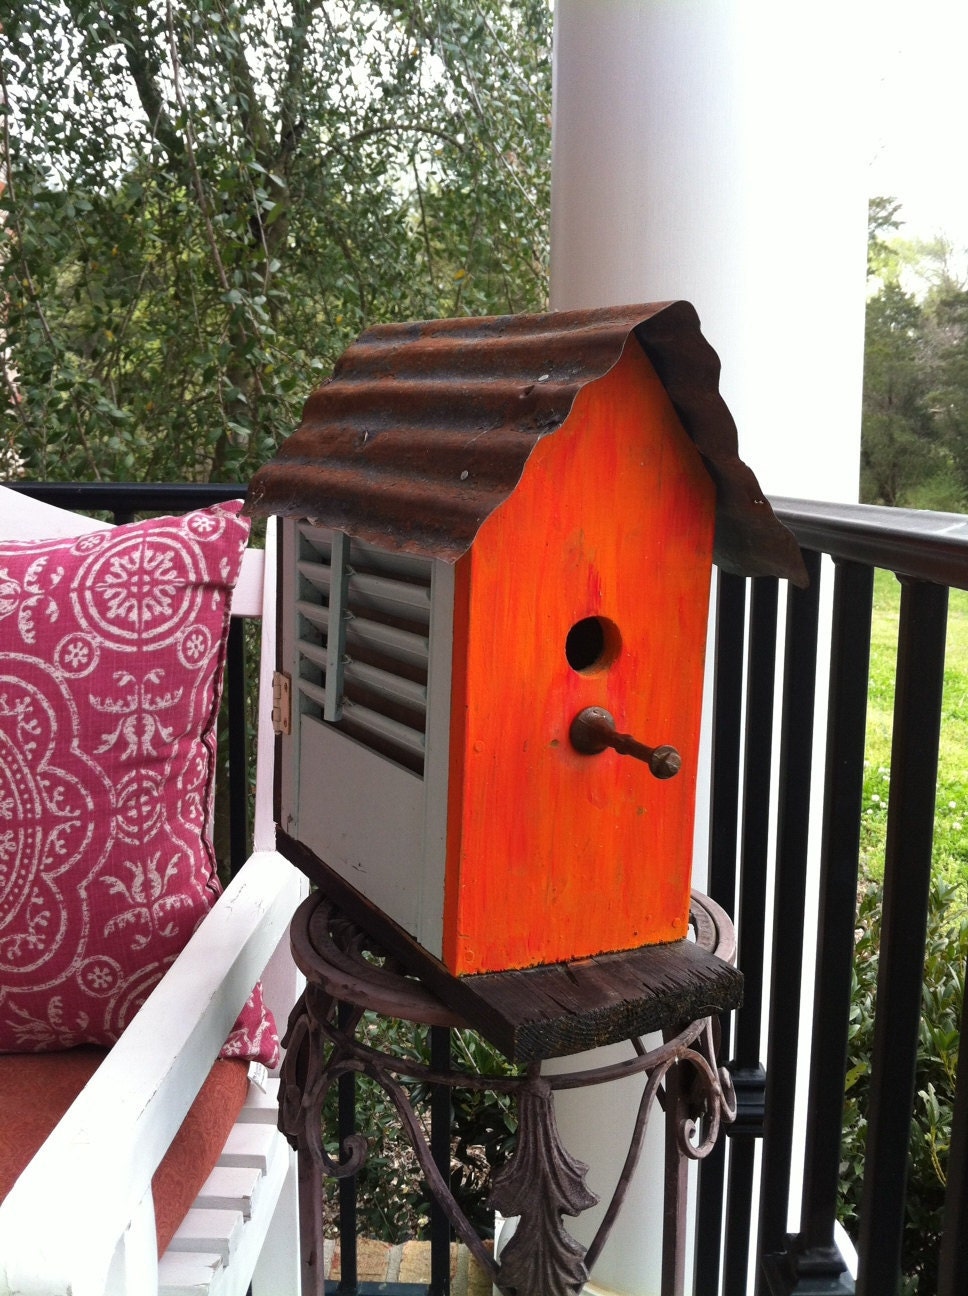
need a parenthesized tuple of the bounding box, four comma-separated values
(660, 1018, 736, 1296)
(298, 1143, 326, 1296)
(663, 1041, 690, 1296)
(278, 895, 737, 1296)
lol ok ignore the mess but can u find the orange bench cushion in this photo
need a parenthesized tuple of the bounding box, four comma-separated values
(0, 1046, 250, 1256)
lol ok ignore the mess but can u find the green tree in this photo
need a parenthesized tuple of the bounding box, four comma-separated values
(1, 0, 551, 485)
(925, 285, 968, 500)
(867, 195, 904, 280)
(860, 282, 937, 506)
(861, 200, 968, 510)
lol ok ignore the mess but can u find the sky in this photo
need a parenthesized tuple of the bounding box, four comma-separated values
(865, 0, 968, 255)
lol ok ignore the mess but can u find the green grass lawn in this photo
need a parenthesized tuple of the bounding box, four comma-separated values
(861, 569, 968, 886)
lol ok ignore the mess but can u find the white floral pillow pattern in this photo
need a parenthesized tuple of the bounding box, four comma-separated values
(0, 501, 278, 1064)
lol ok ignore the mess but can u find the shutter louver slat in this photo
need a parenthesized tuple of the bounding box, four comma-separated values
(295, 523, 431, 775)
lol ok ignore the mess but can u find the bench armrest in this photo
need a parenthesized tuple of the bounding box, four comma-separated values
(0, 850, 302, 1296)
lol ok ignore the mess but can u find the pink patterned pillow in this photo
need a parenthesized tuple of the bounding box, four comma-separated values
(0, 501, 278, 1065)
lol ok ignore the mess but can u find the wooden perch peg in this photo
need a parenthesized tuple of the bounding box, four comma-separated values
(569, 707, 682, 779)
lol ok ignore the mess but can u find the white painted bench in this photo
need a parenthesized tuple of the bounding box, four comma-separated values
(0, 486, 308, 1296)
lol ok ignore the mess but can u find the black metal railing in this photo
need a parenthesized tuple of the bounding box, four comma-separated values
(12, 482, 966, 1294)
(697, 497, 968, 1296)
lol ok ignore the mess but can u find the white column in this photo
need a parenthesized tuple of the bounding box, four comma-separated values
(547, 3, 869, 1293)
(550, 0, 868, 503)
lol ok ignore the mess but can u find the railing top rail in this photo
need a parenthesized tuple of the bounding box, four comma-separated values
(8, 481, 246, 515)
(771, 496, 968, 593)
(10, 483, 968, 593)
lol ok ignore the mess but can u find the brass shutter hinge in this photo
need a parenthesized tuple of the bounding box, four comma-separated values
(271, 671, 292, 736)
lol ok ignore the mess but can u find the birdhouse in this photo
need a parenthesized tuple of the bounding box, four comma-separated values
(246, 302, 804, 996)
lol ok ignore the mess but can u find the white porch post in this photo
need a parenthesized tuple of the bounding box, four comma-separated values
(550, 0, 868, 500)
(546, 2, 869, 1292)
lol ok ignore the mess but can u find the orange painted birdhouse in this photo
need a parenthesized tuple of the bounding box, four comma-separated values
(246, 302, 804, 982)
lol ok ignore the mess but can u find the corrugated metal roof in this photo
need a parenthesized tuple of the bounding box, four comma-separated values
(245, 301, 807, 584)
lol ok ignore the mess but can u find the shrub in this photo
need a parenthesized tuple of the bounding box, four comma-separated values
(323, 1016, 519, 1243)
(840, 869, 967, 1293)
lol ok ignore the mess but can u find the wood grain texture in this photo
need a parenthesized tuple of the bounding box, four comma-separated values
(458, 939, 743, 1062)
(443, 340, 716, 974)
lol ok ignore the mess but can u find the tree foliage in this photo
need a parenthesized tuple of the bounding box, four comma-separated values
(1, 0, 551, 484)
(862, 198, 968, 510)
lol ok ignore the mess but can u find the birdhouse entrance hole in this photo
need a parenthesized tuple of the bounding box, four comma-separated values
(565, 616, 620, 674)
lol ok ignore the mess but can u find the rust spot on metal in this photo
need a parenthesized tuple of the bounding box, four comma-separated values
(246, 301, 808, 585)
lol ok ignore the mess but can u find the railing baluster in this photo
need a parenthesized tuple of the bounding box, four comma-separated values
(695, 571, 748, 1296)
(755, 550, 822, 1283)
(430, 1026, 452, 1296)
(337, 1002, 360, 1295)
(761, 557, 874, 1294)
(227, 616, 249, 875)
(707, 572, 751, 913)
(723, 576, 778, 1295)
(856, 578, 948, 1296)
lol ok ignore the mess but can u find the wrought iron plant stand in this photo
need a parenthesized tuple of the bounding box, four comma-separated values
(279, 892, 738, 1296)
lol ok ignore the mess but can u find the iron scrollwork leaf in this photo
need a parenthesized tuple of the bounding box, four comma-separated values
(489, 1075, 598, 1296)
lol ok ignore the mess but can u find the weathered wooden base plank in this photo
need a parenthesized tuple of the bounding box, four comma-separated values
(459, 937, 742, 1060)
(281, 834, 743, 1062)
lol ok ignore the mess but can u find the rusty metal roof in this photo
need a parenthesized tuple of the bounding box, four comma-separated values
(245, 301, 807, 584)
